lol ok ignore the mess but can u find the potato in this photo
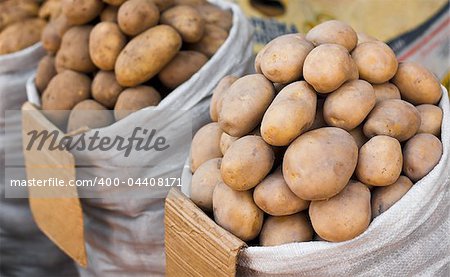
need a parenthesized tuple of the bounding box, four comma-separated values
(114, 86, 161, 120)
(100, 5, 118, 23)
(363, 99, 421, 142)
(186, 24, 228, 58)
(213, 182, 263, 241)
(161, 5, 205, 43)
(221, 136, 274, 191)
(349, 125, 368, 149)
(303, 44, 358, 93)
(39, 0, 62, 20)
(195, 3, 232, 31)
(254, 44, 267, 74)
(35, 55, 57, 93)
(351, 41, 398, 84)
(115, 25, 182, 87)
(210, 75, 238, 122)
(41, 14, 73, 54)
(190, 158, 222, 212)
(392, 62, 442, 105)
(356, 135, 402, 186)
(149, 0, 175, 11)
(259, 34, 314, 84)
(323, 80, 376, 131)
(254, 169, 309, 216)
(89, 22, 127, 70)
(103, 0, 127, 6)
(0, 0, 39, 30)
(219, 74, 275, 137)
(308, 98, 326, 131)
(309, 180, 371, 242)
(371, 176, 413, 218)
(357, 32, 377, 44)
(373, 83, 401, 104)
(283, 127, 358, 200)
(91, 71, 123, 109)
(62, 0, 104, 25)
(0, 18, 46, 54)
(158, 51, 208, 89)
(403, 133, 443, 182)
(416, 104, 443, 136)
(305, 20, 357, 51)
(117, 0, 159, 36)
(67, 100, 114, 132)
(174, 0, 206, 5)
(190, 122, 223, 172)
(219, 132, 238, 155)
(260, 213, 313, 246)
(56, 25, 97, 73)
(261, 81, 317, 146)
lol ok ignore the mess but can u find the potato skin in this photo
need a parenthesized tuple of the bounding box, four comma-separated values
(190, 158, 222, 212)
(363, 99, 421, 142)
(351, 41, 398, 84)
(416, 104, 443, 136)
(254, 169, 309, 216)
(0, 0, 39, 31)
(219, 74, 275, 137)
(349, 125, 368, 149)
(371, 176, 413, 218)
(392, 62, 442, 105)
(103, 0, 127, 6)
(114, 86, 161, 120)
(89, 22, 127, 70)
(403, 133, 443, 182)
(323, 80, 375, 131)
(213, 182, 264, 241)
(67, 100, 114, 132)
(303, 44, 358, 93)
(210, 75, 238, 122)
(259, 212, 313, 246)
(186, 24, 228, 58)
(219, 132, 238, 156)
(190, 122, 223, 172)
(259, 34, 314, 84)
(91, 71, 123, 109)
(115, 25, 182, 87)
(309, 180, 371, 242)
(117, 0, 160, 36)
(283, 127, 358, 200)
(307, 98, 326, 131)
(356, 135, 402, 186)
(35, 55, 57, 93)
(261, 81, 317, 146)
(306, 20, 357, 51)
(62, 0, 104, 25)
(373, 83, 401, 104)
(100, 5, 119, 22)
(149, 0, 175, 11)
(0, 18, 46, 54)
(41, 14, 73, 54)
(221, 136, 274, 191)
(161, 5, 205, 43)
(158, 51, 208, 89)
(195, 3, 232, 31)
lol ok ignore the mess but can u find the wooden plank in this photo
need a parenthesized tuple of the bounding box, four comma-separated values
(165, 188, 246, 277)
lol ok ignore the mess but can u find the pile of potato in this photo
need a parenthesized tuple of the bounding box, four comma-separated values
(34, 0, 232, 131)
(189, 20, 444, 244)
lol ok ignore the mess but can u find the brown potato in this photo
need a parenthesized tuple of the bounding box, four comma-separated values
(323, 80, 376, 131)
(219, 132, 238, 155)
(114, 86, 161, 120)
(100, 5, 119, 22)
(117, 0, 159, 36)
(356, 135, 402, 186)
(306, 20, 357, 51)
(67, 100, 114, 132)
(115, 25, 182, 87)
(403, 133, 443, 182)
(254, 44, 267, 74)
(195, 3, 232, 31)
(371, 176, 413, 218)
(283, 127, 358, 200)
(174, 0, 206, 5)
(254, 169, 309, 216)
(303, 44, 358, 93)
(357, 32, 377, 44)
(91, 71, 123, 109)
(41, 14, 73, 54)
(161, 5, 205, 43)
(190, 122, 223, 172)
(0, 0, 39, 30)
(363, 99, 421, 142)
(210, 75, 238, 122)
(190, 158, 222, 212)
(221, 136, 274, 191)
(35, 55, 57, 93)
(351, 41, 398, 84)
(309, 180, 371, 242)
(416, 104, 443, 136)
(186, 24, 228, 58)
(258, 34, 314, 84)
(308, 98, 326, 131)
(372, 83, 401, 104)
(158, 51, 208, 89)
(349, 125, 368, 149)
(213, 182, 263, 241)
(38, 0, 62, 20)
(259, 212, 313, 246)
(149, 0, 175, 11)
(392, 62, 442, 105)
(219, 74, 275, 137)
(0, 18, 46, 54)
(103, 0, 127, 6)
(62, 0, 104, 25)
(261, 81, 317, 146)
(89, 22, 127, 71)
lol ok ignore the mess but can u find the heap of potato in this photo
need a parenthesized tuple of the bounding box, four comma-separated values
(189, 20, 444, 245)
(34, 0, 232, 132)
